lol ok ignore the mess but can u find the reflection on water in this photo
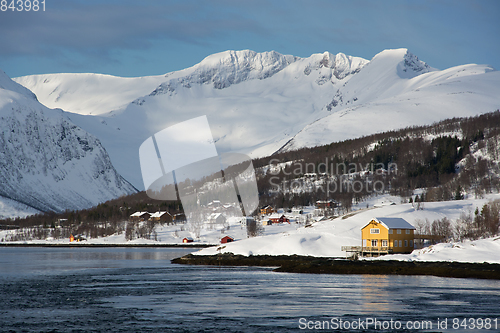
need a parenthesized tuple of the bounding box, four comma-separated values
(0, 247, 499, 332)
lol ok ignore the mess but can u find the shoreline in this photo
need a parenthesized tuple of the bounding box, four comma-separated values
(0, 243, 215, 248)
(171, 253, 500, 280)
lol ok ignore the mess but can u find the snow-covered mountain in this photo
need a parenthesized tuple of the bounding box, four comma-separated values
(0, 70, 137, 213)
(15, 49, 500, 190)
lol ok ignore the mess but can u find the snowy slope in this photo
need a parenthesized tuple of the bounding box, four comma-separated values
(13, 73, 168, 115)
(0, 195, 40, 219)
(0, 70, 137, 213)
(14, 49, 500, 189)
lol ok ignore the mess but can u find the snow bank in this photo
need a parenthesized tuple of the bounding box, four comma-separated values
(376, 237, 500, 264)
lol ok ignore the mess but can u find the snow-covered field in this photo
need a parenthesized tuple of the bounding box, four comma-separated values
(194, 193, 500, 264)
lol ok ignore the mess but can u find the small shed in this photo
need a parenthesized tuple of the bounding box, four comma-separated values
(220, 235, 234, 244)
(182, 237, 194, 243)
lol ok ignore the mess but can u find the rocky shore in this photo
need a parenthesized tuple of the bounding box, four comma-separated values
(171, 253, 500, 280)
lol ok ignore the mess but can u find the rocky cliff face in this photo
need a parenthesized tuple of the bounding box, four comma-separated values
(0, 70, 136, 212)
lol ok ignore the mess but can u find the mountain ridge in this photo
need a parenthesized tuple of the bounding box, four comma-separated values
(12, 48, 500, 190)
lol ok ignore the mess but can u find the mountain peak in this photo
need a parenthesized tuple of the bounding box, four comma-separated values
(399, 49, 433, 78)
(371, 48, 433, 78)
(149, 50, 297, 94)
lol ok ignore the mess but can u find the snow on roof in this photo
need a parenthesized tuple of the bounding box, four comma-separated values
(362, 217, 415, 230)
(130, 211, 149, 217)
(210, 213, 223, 219)
(150, 211, 171, 218)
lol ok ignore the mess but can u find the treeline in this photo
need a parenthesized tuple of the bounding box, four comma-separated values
(0, 191, 183, 237)
(415, 200, 500, 245)
(253, 110, 500, 209)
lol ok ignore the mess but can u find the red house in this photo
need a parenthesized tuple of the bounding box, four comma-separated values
(220, 235, 234, 244)
(269, 214, 290, 224)
(182, 237, 193, 243)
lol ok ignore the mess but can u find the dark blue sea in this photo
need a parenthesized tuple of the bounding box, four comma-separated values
(0, 247, 499, 332)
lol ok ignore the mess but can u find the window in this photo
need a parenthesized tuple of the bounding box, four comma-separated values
(371, 240, 378, 247)
(410, 240, 413, 247)
(393, 240, 398, 247)
(397, 229, 401, 234)
(370, 228, 380, 234)
(363, 239, 367, 247)
(406, 229, 410, 234)
(382, 240, 388, 247)
(404, 240, 408, 247)
(399, 240, 402, 247)
(389, 229, 393, 234)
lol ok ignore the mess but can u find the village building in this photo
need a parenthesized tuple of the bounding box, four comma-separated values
(260, 205, 274, 215)
(239, 216, 255, 226)
(149, 211, 173, 223)
(361, 217, 415, 257)
(268, 213, 290, 224)
(173, 213, 186, 222)
(220, 235, 234, 244)
(129, 211, 151, 222)
(315, 200, 337, 209)
(182, 237, 194, 243)
(206, 213, 226, 226)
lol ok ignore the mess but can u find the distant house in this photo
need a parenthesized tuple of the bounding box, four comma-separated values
(130, 211, 151, 222)
(260, 205, 274, 215)
(182, 237, 194, 243)
(54, 218, 67, 228)
(268, 214, 290, 224)
(207, 200, 221, 208)
(240, 216, 255, 226)
(221, 235, 234, 244)
(315, 200, 337, 209)
(173, 213, 186, 222)
(150, 211, 173, 223)
(69, 234, 86, 242)
(207, 213, 226, 226)
(361, 217, 415, 257)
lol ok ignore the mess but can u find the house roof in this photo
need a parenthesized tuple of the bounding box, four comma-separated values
(130, 211, 150, 217)
(150, 211, 172, 218)
(209, 212, 224, 219)
(361, 217, 415, 230)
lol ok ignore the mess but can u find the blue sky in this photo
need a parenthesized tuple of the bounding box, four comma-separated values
(1, 0, 499, 78)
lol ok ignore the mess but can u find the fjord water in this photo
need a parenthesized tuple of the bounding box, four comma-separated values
(0, 247, 499, 332)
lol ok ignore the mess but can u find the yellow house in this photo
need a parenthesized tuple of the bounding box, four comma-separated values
(361, 217, 415, 256)
(260, 205, 274, 215)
